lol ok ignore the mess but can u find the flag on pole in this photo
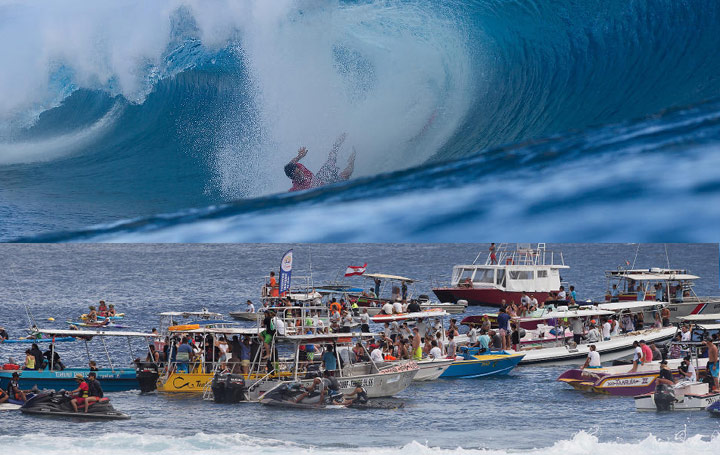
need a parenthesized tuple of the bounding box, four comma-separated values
(279, 249, 293, 295)
(625, 260, 630, 266)
(344, 263, 367, 277)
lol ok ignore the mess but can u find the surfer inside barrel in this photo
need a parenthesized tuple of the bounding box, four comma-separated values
(284, 133, 356, 192)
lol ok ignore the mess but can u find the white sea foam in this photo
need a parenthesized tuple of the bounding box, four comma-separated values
(0, 431, 717, 455)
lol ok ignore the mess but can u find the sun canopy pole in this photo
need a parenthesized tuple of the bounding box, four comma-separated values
(99, 336, 114, 372)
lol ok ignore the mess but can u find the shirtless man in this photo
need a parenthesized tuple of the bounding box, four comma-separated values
(705, 338, 719, 392)
(285, 133, 356, 192)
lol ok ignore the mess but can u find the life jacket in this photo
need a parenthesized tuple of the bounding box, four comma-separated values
(384, 354, 397, 361)
(330, 302, 341, 313)
(78, 381, 89, 398)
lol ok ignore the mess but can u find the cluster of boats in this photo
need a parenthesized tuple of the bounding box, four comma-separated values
(2, 243, 720, 418)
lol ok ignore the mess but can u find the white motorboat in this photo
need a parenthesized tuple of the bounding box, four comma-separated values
(635, 381, 720, 411)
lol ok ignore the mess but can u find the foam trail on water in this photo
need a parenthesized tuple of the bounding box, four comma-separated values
(0, 431, 718, 455)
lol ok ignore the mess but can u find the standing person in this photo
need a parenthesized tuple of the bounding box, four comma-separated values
(30, 343, 43, 371)
(640, 340, 653, 363)
(489, 243, 497, 264)
(660, 307, 671, 327)
(322, 345, 337, 373)
(176, 337, 194, 373)
(497, 307, 511, 350)
(571, 318, 584, 345)
(359, 309, 370, 333)
(411, 328, 422, 360)
(467, 324, 479, 347)
(569, 286, 577, 302)
(705, 338, 719, 392)
(610, 284, 620, 302)
(268, 272, 279, 298)
(373, 277, 382, 298)
(245, 300, 255, 313)
(602, 319, 612, 341)
(401, 282, 408, 301)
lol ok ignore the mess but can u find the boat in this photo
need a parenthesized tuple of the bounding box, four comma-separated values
(707, 400, 720, 417)
(230, 276, 324, 320)
(602, 267, 720, 321)
(504, 308, 676, 365)
(635, 381, 720, 411)
(432, 243, 569, 306)
(0, 328, 155, 392)
(557, 358, 689, 396)
(66, 320, 128, 329)
(370, 309, 447, 323)
(411, 358, 455, 381)
(440, 348, 525, 379)
(81, 313, 125, 321)
(258, 383, 405, 409)
(20, 392, 130, 420)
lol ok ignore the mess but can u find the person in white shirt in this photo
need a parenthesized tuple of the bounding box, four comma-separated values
(610, 318, 620, 336)
(602, 319, 612, 341)
(629, 341, 643, 372)
(273, 316, 286, 336)
(468, 324, 479, 347)
(359, 310, 370, 332)
(582, 345, 601, 369)
(245, 300, 255, 313)
(679, 355, 696, 382)
(370, 344, 384, 363)
(557, 286, 567, 300)
(416, 319, 427, 338)
(428, 340, 443, 359)
(392, 301, 403, 314)
(382, 302, 394, 315)
(681, 325, 691, 342)
(390, 321, 400, 340)
(520, 292, 531, 306)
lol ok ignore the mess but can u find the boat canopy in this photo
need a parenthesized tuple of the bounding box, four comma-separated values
(31, 328, 155, 337)
(277, 332, 378, 343)
(372, 310, 450, 321)
(678, 313, 720, 322)
(524, 309, 615, 320)
(363, 273, 416, 283)
(623, 273, 699, 281)
(168, 327, 260, 335)
(592, 301, 665, 312)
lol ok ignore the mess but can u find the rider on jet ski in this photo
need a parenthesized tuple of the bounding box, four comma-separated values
(70, 373, 100, 413)
(342, 381, 369, 406)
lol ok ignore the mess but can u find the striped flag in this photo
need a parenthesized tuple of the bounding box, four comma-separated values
(344, 263, 367, 277)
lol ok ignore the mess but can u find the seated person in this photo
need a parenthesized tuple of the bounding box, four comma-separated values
(294, 376, 326, 404)
(70, 373, 92, 413)
(7, 372, 27, 402)
(342, 382, 368, 406)
(43, 347, 65, 370)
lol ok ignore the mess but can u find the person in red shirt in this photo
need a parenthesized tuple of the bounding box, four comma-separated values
(70, 373, 91, 413)
(285, 133, 355, 192)
(640, 339, 653, 363)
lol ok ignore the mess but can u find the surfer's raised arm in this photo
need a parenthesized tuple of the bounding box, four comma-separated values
(290, 146, 308, 164)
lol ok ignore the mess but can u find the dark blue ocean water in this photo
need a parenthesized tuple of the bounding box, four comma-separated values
(0, 243, 719, 453)
(2, 1, 720, 241)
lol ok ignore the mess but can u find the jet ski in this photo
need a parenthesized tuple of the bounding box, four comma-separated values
(260, 382, 346, 409)
(20, 391, 130, 420)
(259, 383, 405, 410)
(707, 400, 720, 417)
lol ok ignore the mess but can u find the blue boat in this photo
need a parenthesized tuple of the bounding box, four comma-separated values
(0, 368, 138, 392)
(439, 348, 525, 379)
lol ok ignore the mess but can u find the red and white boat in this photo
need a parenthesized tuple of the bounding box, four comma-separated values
(432, 243, 569, 307)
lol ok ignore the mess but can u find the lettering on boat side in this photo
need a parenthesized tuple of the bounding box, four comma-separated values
(338, 378, 375, 388)
(171, 376, 204, 389)
(601, 375, 654, 388)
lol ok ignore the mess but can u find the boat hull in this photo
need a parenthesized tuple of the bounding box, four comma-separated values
(432, 288, 553, 307)
(0, 368, 137, 392)
(413, 359, 454, 381)
(517, 327, 676, 365)
(440, 352, 524, 379)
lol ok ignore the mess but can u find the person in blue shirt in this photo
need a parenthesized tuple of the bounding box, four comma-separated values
(322, 345, 337, 372)
(610, 284, 620, 302)
(176, 337, 194, 373)
(497, 307, 511, 350)
(569, 286, 577, 302)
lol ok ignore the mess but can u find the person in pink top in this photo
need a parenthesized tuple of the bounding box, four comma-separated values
(285, 133, 356, 192)
(640, 339, 653, 363)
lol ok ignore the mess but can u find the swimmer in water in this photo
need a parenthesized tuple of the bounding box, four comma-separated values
(285, 133, 356, 192)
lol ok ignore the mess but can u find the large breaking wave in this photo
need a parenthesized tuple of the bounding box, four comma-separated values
(1, 0, 720, 240)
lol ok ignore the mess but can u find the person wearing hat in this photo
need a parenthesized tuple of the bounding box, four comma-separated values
(70, 373, 91, 412)
(7, 372, 27, 402)
(0, 326, 8, 341)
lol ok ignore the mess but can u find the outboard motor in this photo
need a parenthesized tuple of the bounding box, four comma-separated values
(211, 373, 247, 404)
(135, 361, 159, 393)
(654, 384, 675, 411)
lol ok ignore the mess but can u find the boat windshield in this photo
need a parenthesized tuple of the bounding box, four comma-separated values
(473, 269, 494, 284)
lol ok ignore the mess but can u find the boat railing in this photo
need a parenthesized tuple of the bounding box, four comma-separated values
(481, 243, 565, 267)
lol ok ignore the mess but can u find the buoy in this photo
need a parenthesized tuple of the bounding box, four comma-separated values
(47, 317, 55, 322)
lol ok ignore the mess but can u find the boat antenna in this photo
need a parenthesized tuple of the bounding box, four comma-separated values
(664, 244, 671, 269)
(631, 244, 640, 269)
(9, 262, 37, 329)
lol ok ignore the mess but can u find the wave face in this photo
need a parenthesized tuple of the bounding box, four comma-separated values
(1, 0, 720, 240)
